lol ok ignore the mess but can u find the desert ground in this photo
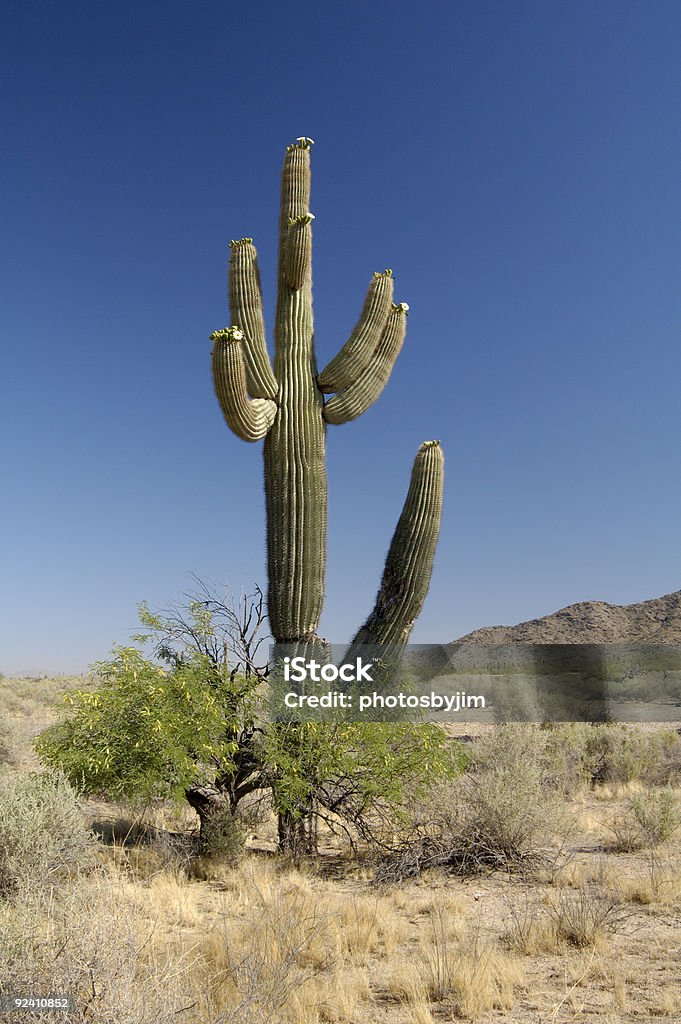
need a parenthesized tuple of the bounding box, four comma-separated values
(1, 672, 680, 1024)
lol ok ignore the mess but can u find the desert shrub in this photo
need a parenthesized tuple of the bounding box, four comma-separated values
(472, 723, 587, 795)
(502, 898, 560, 955)
(570, 724, 677, 781)
(469, 724, 547, 771)
(579, 724, 654, 785)
(639, 729, 681, 786)
(0, 771, 93, 897)
(451, 755, 569, 868)
(540, 724, 681, 789)
(375, 728, 571, 883)
(540, 724, 595, 793)
(607, 788, 680, 852)
(467, 724, 586, 794)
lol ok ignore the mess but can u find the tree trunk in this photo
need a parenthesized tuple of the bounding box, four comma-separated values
(186, 783, 241, 857)
(277, 807, 317, 856)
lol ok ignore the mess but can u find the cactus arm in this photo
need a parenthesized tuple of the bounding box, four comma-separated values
(265, 137, 328, 642)
(323, 303, 409, 425)
(283, 213, 314, 290)
(211, 327, 277, 442)
(228, 238, 278, 400)
(317, 270, 395, 394)
(349, 441, 444, 652)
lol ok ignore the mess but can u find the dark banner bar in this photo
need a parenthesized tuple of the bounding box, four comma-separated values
(266, 643, 681, 723)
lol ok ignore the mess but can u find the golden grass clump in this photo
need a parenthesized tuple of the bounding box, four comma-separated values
(415, 906, 523, 1016)
(502, 898, 562, 955)
(544, 886, 631, 948)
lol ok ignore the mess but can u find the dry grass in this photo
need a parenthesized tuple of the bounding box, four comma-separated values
(544, 885, 631, 948)
(502, 898, 562, 955)
(0, 675, 87, 723)
(416, 906, 523, 1016)
(616, 849, 681, 906)
(0, 864, 373, 1024)
(0, 838, 530, 1024)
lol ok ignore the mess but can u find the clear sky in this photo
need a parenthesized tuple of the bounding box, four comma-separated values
(2, 0, 680, 674)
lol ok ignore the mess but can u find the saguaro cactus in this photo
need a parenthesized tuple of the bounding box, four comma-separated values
(210, 138, 444, 655)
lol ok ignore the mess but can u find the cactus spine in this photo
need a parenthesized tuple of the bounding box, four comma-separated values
(211, 139, 444, 652)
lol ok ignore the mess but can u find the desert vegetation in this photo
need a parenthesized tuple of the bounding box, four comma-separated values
(32, 591, 457, 858)
(2, 678, 681, 1022)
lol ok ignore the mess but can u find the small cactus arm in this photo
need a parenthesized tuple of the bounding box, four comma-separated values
(227, 239, 278, 399)
(323, 302, 409, 425)
(317, 270, 394, 394)
(211, 327, 277, 441)
(210, 139, 443, 651)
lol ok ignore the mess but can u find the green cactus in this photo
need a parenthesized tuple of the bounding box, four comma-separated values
(210, 139, 444, 654)
(350, 440, 444, 653)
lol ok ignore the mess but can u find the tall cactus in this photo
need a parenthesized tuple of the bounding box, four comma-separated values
(210, 138, 444, 655)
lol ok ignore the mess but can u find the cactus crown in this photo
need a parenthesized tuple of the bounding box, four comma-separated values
(373, 268, 394, 279)
(209, 326, 244, 344)
(287, 136, 315, 151)
(229, 238, 253, 248)
(391, 302, 410, 315)
(287, 213, 315, 225)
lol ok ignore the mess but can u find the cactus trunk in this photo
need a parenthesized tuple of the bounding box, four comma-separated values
(264, 148, 326, 642)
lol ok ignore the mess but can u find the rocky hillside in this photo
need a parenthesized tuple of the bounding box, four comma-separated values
(454, 591, 681, 644)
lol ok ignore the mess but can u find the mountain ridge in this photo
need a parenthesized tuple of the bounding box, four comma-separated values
(453, 591, 681, 645)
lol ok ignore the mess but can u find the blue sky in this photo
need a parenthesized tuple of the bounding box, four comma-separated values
(2, 0, 680, 674)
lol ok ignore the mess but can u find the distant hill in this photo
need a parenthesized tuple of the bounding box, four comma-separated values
(453, 591, 681, 645)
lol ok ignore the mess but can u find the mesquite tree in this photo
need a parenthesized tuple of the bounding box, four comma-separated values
(210, 137, 444, 658)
